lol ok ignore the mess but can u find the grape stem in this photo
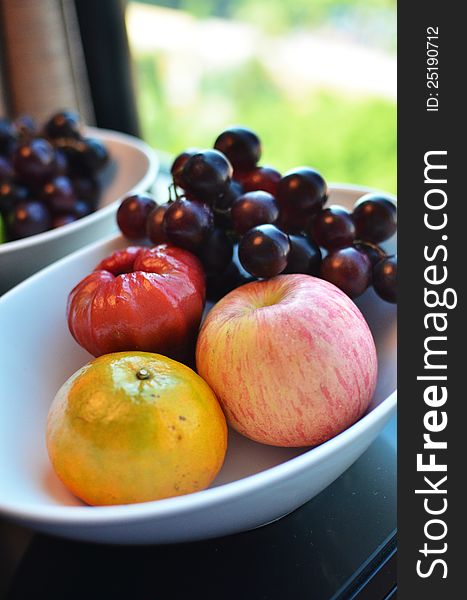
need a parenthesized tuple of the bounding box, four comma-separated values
(168, 181, 184, 203)
(355, 239, 388, 259)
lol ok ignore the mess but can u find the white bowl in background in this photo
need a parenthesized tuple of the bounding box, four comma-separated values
(0, 127, 158, 294)
(0, 185, 396, 545)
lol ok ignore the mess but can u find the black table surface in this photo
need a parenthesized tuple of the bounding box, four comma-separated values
(0, 418, 396, 600)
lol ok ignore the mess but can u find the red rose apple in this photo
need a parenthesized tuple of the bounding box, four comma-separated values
(196, 274, 377, 447)
(67, 245, 205, 361)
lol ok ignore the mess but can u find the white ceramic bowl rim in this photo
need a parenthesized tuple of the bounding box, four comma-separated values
(1, 392, 396, 524)
(0, 183, 397, 526)
(0, 128, 158, 254)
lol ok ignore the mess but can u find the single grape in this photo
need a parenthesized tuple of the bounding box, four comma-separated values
(81, 137, 109, 172)
(214, 126, 261, 172)
(277, 167, 328, 233)
(44, 110, 82, 139)
(7, 201, 51, 239)
(182, 150, 233, 203)
(197, 227, 233, 276)
(53, 137, 105, 176)
(0, 119, 16, 156)
(146, 202, 170, 245)
(353, 241, 387, 267)
(238, 224, 290, 279)
(163, 198, 213, 252)
(373, 255, 397, 303)
(0, 182, 28, 215)
(216, 179, 244, 211)
(213, 180, 243, 230)
(283, 234, 322, 275)
(230, 190, 279, 235)
(353, 194, 397, 243)
(53, 138, 85, 174)
(171, 148, 198, 188)
(41, 176, 76, 214)
(13, 138, 57, 186)
(236, 165, 281, 195)
(309, 205, 355, 250)
(0, 156, 14, 181)
(52, 213, 77, 228)
(117, 194, 157, 239)
(71, 176, 100, 208)
(320, 247, 371, 299)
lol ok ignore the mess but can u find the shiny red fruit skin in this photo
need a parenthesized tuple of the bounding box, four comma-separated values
(67, 245, 206, 361)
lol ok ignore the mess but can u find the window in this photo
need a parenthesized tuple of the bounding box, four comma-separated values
(126, 0, 396, 192)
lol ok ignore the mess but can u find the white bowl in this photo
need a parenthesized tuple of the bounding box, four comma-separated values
(0, 127, 158, 294)
(0, 185, 396, 545)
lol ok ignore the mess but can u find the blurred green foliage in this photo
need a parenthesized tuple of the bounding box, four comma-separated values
(134, 54, 396, 193)
(137, 0, 396, 29)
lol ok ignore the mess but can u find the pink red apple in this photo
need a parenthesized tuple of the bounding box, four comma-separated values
(196, 274, 377, 447)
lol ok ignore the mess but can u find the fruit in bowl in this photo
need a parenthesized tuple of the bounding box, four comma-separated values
(0, 124, 157, 295)
(51, 124, 396, 510)
(196, 274, 377, 447)
(106, 126, 396, 452)
(0, 110, 111, 243)
(116, 125, 397, 305)
(0, 181, 395, 542)
(67, 244, 205, 362)
(46, 352, 227, 505)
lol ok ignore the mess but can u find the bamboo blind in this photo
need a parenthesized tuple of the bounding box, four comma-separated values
(0, 0, 94, 123)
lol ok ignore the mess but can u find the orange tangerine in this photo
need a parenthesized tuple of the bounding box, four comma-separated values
(46, 352, 227, 506)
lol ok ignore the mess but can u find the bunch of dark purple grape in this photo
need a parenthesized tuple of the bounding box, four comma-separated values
(116, 126, 396, 304)
(0, 110, 109, 241)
